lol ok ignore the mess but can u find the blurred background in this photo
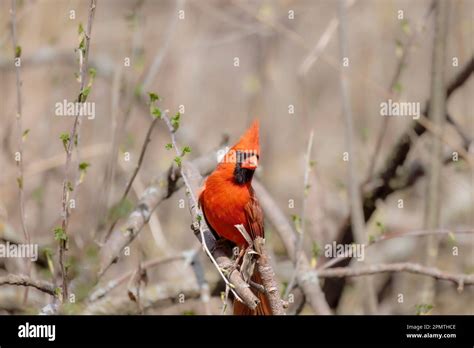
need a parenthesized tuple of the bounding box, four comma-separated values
(0, 0, 472, 315)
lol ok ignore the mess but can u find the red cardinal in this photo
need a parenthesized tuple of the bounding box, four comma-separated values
(199, 120, 272, 315)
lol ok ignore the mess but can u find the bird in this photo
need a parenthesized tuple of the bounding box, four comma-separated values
(198, 120, 272, 315)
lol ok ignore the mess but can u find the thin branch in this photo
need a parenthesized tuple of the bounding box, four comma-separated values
(10, 0, 31, 302)
(104, 115, 160, 242)
(0, 274, 55, 296)
(422, 0, 450, 304)
(298, 0, 356, 76)
(284, 130, 314, 298)
(338, 0, 377, 314)
(319, 228, 474, 271)
(317, 263, 474, 291)
(58, 0, 97, 300)
(89, 252, 193, 303)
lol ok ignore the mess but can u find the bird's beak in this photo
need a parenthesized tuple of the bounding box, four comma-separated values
(241, 155, 258, 170)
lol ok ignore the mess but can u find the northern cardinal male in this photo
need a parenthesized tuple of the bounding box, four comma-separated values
(199, 120, 272, 315)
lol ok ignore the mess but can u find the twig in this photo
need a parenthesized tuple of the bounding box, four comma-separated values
(0, 274, 55, 296)
(338, 0, 377, 314)
(317, 263, 474, 291)
(10, 0, 31, 303)
(298, 0, 356, 76)
(319, 228, 474, 271)
(104, 115, 160, 242)
(421, 0, 450, 304)
(82, 278, 200, 315)
(89, 251, 193, 303)
(57, 0, 96, 300)
(284, 130, 314, 298)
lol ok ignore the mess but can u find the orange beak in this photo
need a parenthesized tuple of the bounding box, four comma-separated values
(241, 155, 258, 170)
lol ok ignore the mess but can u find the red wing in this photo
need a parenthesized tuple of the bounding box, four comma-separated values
(243, 192, 264, 240)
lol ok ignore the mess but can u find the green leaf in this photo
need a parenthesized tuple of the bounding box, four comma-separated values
(395, 39, 403, 58)
(67, 181, 74, 192)
(148, 92, 160, 103)
(16, 176, 23, 189)
(151, 107, 162, 119)
(165, 143, 173, 150)
(304, 184, 311, 197)
(78, 23, 84, 35)
(22, 129, 30, 141)
(181, 146, 191, 156)
(174, 156, 182, 167)
(89, 68, 96, 79)
(375, 220, 386, 234)
(60, 132, 70, 151)
(415, 303, 433, 315)
(401, 19, 411, 35)
(54, 287, 62, 298)
(53, 227, 68, 242)
(78, 162, 90, 172)
(291, 214, 302, 234)
(80, 86, 91, 102)
(78, 37, 86, 52)
(171, 112, 181, 131)
(15, 45, 22, 58)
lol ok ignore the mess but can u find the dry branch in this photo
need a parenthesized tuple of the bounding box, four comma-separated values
(58, 0, 97, 299)
(0, 274, 55, 296)
(317, 263, 474, 291)
(83, 278, 200, 315)
(254, 237, 285, 315)
(338, 0, 377, 314)
(253, 180, 332, 315)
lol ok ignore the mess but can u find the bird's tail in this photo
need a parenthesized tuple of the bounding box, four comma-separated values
(233, 269, 272, 315)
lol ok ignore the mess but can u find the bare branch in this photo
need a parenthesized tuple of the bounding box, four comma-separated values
(317, 263, 474, 291)
(421, 0, 450, 304)
(10, 0, 31, 303)
(104, 115, 160, 242)
(338, 0, 377, 314)
(58, 0, 97, 300)
(253, 180, 332, 315)
(0, 274, 55, 296)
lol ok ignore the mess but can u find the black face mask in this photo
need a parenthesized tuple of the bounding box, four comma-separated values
(233, 150, 256, 184)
